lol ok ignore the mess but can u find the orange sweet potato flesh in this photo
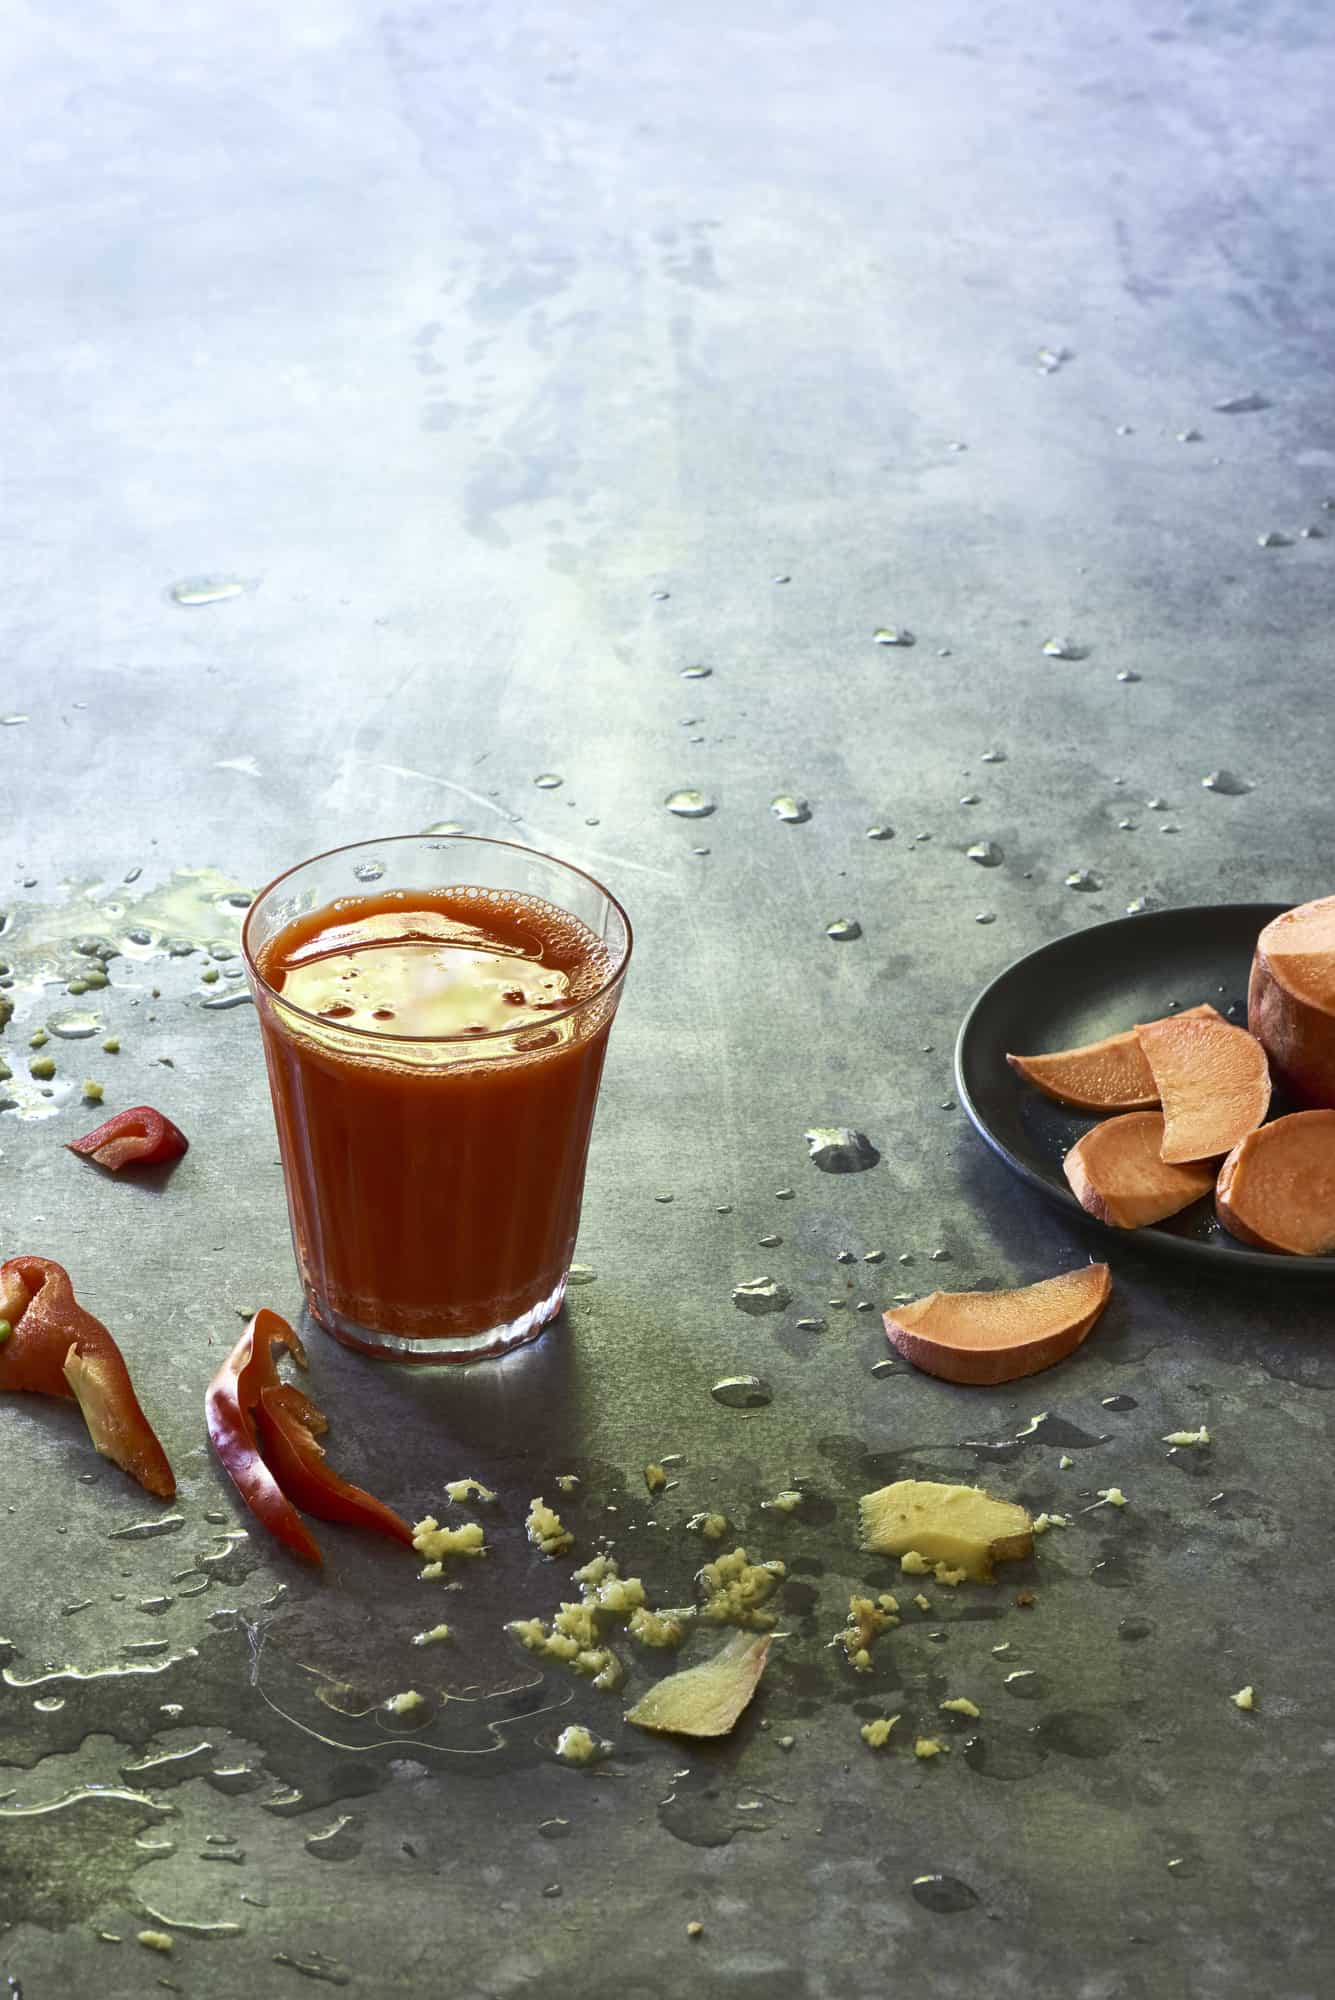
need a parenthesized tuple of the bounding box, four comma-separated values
(1215, 1110, 1335, 1255)
(1135, 1011, 1270, 1163)
(1064, 1112, 1215, 1228)
(1007, 1004, 1216, 1112)
(1249, 897, 1335, 1109)
(884, 1264, 1112, 1386)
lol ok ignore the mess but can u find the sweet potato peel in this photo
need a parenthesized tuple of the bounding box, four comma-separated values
(885, 1265, 1111, 1385)
(1064, 1112, 1214, 1228)
(1216, 1110, 1335, 1255)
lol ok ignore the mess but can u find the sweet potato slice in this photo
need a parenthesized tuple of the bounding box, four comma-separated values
(1007, 1004, 1216, 1112)
(1215, 1110, 1335, 1254)
(884, 1264, 1111, 1386)
(1135, 1011, 1270, 1163)
(1249, 897, 1335, 1109)
(1064, 1112, 1215, 1228)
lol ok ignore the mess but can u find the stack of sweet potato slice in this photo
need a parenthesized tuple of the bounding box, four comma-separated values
(1007, 895, 1335, 1256)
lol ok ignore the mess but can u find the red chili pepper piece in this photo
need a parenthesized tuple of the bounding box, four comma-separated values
(0, 1255, 176, 1498)
(255, 1382, 415, 1547)
(205, 1310, 321, 1564)
(67, 1105, 189, 1173)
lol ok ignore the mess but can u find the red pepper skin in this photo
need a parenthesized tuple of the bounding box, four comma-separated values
(0, 1256, 175, 1498)
(67, 1106, 189, 1173)
(205, 1311, 321, 1564)
(255, 1382, 415, 1547)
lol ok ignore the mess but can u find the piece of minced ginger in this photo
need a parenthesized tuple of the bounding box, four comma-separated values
(687, 1511, 729, 1541)
(696, 1547, 786, 1629)
(899, 1551, 968, 1586)
(554, 1724, 602, 1765)
(1232, 1685, 1256, 1711)
(644, 1463, 668, 1493)
(835, 1593, 899, 1671)
(412, 1517, 486, 1568)
(136, 1931, 173, 1954)
(860, 1714, 900, 1749)
(509, 1555, 687, 1688)
(412, 1624, 451, 1647)
(444, 1476, 497, 1504)
(913, 1737, 949, 1759)
(940, 1696, 980, 1718)
(527, 1496, 575, 1556)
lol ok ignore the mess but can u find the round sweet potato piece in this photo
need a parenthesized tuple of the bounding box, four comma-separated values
(1216, 1110, 1335, 1254)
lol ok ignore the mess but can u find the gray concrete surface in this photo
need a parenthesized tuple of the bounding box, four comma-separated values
(3, 0, 1335, 1993)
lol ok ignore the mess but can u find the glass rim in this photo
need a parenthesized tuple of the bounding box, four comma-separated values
(241, 832, 633, 1046)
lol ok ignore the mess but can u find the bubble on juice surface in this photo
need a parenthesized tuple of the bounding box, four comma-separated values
(353, 860, 386, 883)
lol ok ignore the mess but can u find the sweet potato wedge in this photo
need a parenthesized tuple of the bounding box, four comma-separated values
(1007, 1004, 1216, 1113)
(1249, 897, 1335, 1109)
(1215, 1110, 1335, 1254)
(1064, 1111, 1215, 1228)
(884, 1264, 1111, 1386)
(1135, 1011, 1270, 1163)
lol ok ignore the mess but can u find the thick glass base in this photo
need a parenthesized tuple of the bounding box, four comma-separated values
(305, 1273, 568, 1363)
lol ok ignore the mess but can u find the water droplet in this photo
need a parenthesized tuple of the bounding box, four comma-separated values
(1042, 637, 1087, 660)
(795, 1316, 825, 1332)
(873, 627, 915, 647)
(1299, 524, 1326, 540)
(665, 789, 715, 818)
(930, 1248, 951, 1263)
(732, 1277, 792, 1316)
(1257, 530, 1293, 548)
(1176, 428, 1203, 444)
(567, 1263, 597, 1285)
(108, 1515, 187, 1542)
(710, 1375, 773, 1409)
(1036, 345, 1070, 373)
(46, 1010, 102, 1041)
(1064, 868, 1103, 892)
(980, 748, 1006, 764)
(352, 859, 385, 882)
(681, 665, 712, 680)
(33, 1695, 66, 1712)
(966, 841, 1004, 868)
(1214, 391, 1270, 414)
(865, 824, 894, 841)
(1118, 1615, 1155, 1643)
(975, 910, 996, 925)
(770, 794, 811, 824)
(1116, 670, 1141, 683)
(1, 714, 30, 728)
(1032, 1709, 1122, 1759)
(805, 1127, 879, 1173)
(758, 1233, 782, 1248)
(1117, 818, 1138, 831)
(772, 572, 792, 584)
(533, 773, 563, 790)
(959, 793, 980, 806)
(871, 1359, 895, 1378)
(538, 1817, 571, 1840)
(423, 820, 467, 836)
(826, 917, 862, 942)
(1126, 896, 1159, 915)
(912, 1874, 979, 1914)
(201, 988, 253, 1010)
(169, 577, 244, 606)
(1101, 1393, 1138, 1412)
(650, 589, 671, 600)
(774, 1186, 794, 1200)
(1115, 423, 1134, 436)
(1202, 770, 1252, 795)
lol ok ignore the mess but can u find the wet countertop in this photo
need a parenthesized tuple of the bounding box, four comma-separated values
(3, 2, 1335, 1995)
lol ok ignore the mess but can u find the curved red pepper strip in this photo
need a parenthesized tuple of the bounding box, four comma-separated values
(255, 1382, 415, 1547)
(67, 1105, 189, 1173)
(205, 1310, 321, 1564)
(0, 1256, 175, 1498)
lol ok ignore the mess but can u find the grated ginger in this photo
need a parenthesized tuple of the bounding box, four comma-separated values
(697, 1547, 785, 1629)
(526, 1497, 574, 1557)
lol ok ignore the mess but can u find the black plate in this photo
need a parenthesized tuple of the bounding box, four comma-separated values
(954, 902, 1335, 1275)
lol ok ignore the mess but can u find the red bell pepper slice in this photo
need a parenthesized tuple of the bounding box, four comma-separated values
(205, 1310, 321, 1564)
(254, 1382, 414, 1547)
(0, 1255, 175, 1498)
(67, 1105, 189, 1173)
